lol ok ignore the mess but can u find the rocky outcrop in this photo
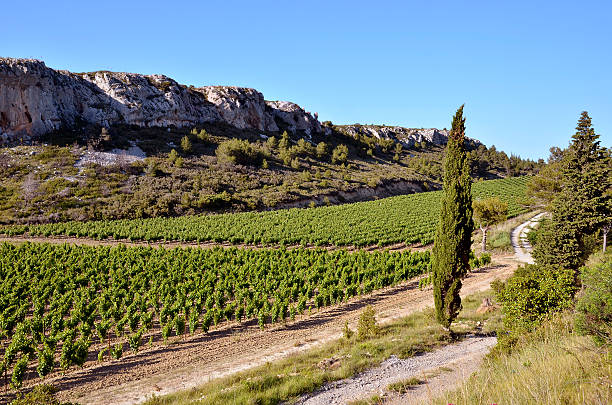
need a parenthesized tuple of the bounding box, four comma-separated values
(0, 58, 322, 142)
(335, 124, 481, 148)
(265, 101, 322, 138)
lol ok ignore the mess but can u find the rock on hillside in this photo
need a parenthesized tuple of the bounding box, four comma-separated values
(335, 125, 481, 148)
(0, 58, 321, 142)
(0, 57, 471, 148)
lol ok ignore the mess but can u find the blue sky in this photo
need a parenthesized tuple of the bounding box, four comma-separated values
(2, 0, 610, 160)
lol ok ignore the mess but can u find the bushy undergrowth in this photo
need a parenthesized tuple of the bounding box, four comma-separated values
(493, 264, 577, 349)
(448, 253, 612, 404)
(435, 313, 611, 405)
(575, 251, 612, 345)
(9, 384, 77, 405)
(215, 138, 264, 166)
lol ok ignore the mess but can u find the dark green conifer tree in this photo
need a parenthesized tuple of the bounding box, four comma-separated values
(533, 112, 611, 268)
(431, 105, 474, 330)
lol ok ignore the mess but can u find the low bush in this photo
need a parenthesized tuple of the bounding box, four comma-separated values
(357, 306, 378, 340)
(216, 139, 263, 166)
(10, 384, 77, 405)
(331, 144, 349, 164)
(435, 313, 611, 405)
(494, 264, 576, 342)
(575, 252, 612, 345)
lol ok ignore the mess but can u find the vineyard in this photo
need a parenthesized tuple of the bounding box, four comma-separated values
(0, 176, 529, 247)
(0, 243, 429, 389)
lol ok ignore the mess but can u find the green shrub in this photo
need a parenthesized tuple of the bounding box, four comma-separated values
(575, 253, 612, 345)
(342, 320, 354, 340)
(181, 136, 192, 153)
(357, 306, 379, 340)
(196, 129, 210, 142)
(316, 142, 329, 159)
(266, 136, 278, 150)
(296, 138, 314, 156)
(332, 144, 349, 164)
(216, 139, 263, 166)
(195, 191, 232, 210)
(10, 384, 77, 405)
(167, 149, 178, 164)
(145, 159, 160, 177)
(488, 230, 511, 250)
(495, 264, 576, 336)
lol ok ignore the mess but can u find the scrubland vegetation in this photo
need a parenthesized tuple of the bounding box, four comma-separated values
(435, 111, 611, 404)
(0, 122, 539, 225)
(436, 254, 611, 405)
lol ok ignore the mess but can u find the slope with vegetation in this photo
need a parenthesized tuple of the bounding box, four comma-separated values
(0, 176, 529, 247)
(0, 59, 541, 226)
(0, 120, 540, 226)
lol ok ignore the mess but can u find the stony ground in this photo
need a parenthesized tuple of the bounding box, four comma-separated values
(296, 336, 497, 405)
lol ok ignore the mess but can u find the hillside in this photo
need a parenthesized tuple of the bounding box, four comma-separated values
(0, 59, 540, 225)
(0, 176, 529, 247)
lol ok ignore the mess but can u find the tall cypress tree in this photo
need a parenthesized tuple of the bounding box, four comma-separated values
(431, 105, 474, 330)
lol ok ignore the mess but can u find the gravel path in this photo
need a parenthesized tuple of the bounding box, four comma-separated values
(295, 336, 497, 405)
(511, 212, 546, 264)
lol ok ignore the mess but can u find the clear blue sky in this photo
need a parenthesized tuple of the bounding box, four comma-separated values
(2, 0, 610, 160)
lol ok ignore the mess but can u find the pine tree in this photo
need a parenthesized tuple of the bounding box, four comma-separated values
(534, 112, 611, 268)
(431, 105, 474, 331)
(561, 112, 610, 235)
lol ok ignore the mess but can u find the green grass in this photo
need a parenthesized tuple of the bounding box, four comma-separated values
(433, 313, 612, 405)
(347, 394, 383, 405)
(387, 377, 424, 393)
(0, 177, 530, 247)
(143, 290, 502, 405)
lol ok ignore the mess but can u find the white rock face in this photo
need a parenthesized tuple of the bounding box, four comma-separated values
(337, 125, 481, 148)
(0, 58, 322, 141)
(265, 100, 322, 138)
(202, 86, 278, 132)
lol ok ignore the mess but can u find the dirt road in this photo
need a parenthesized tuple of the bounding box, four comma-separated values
(296, 213, 543, 405)
(0, 234, 425, 253)
(510, 212, 545, 264)
(297, 336, 497, 405)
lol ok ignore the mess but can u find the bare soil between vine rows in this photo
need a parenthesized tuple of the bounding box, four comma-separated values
(0, 253, 517, 405)
(0, 234, 428, 253)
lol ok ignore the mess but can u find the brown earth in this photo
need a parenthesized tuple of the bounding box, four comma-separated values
(0, 234, 427, 253)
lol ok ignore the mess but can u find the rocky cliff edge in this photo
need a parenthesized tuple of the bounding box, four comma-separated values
(0, 58, 322, 142)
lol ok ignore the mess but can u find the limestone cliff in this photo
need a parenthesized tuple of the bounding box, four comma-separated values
(0, 58, 470, 148)
(334, 125, 481, 148)
(0, 58, 321, 142)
